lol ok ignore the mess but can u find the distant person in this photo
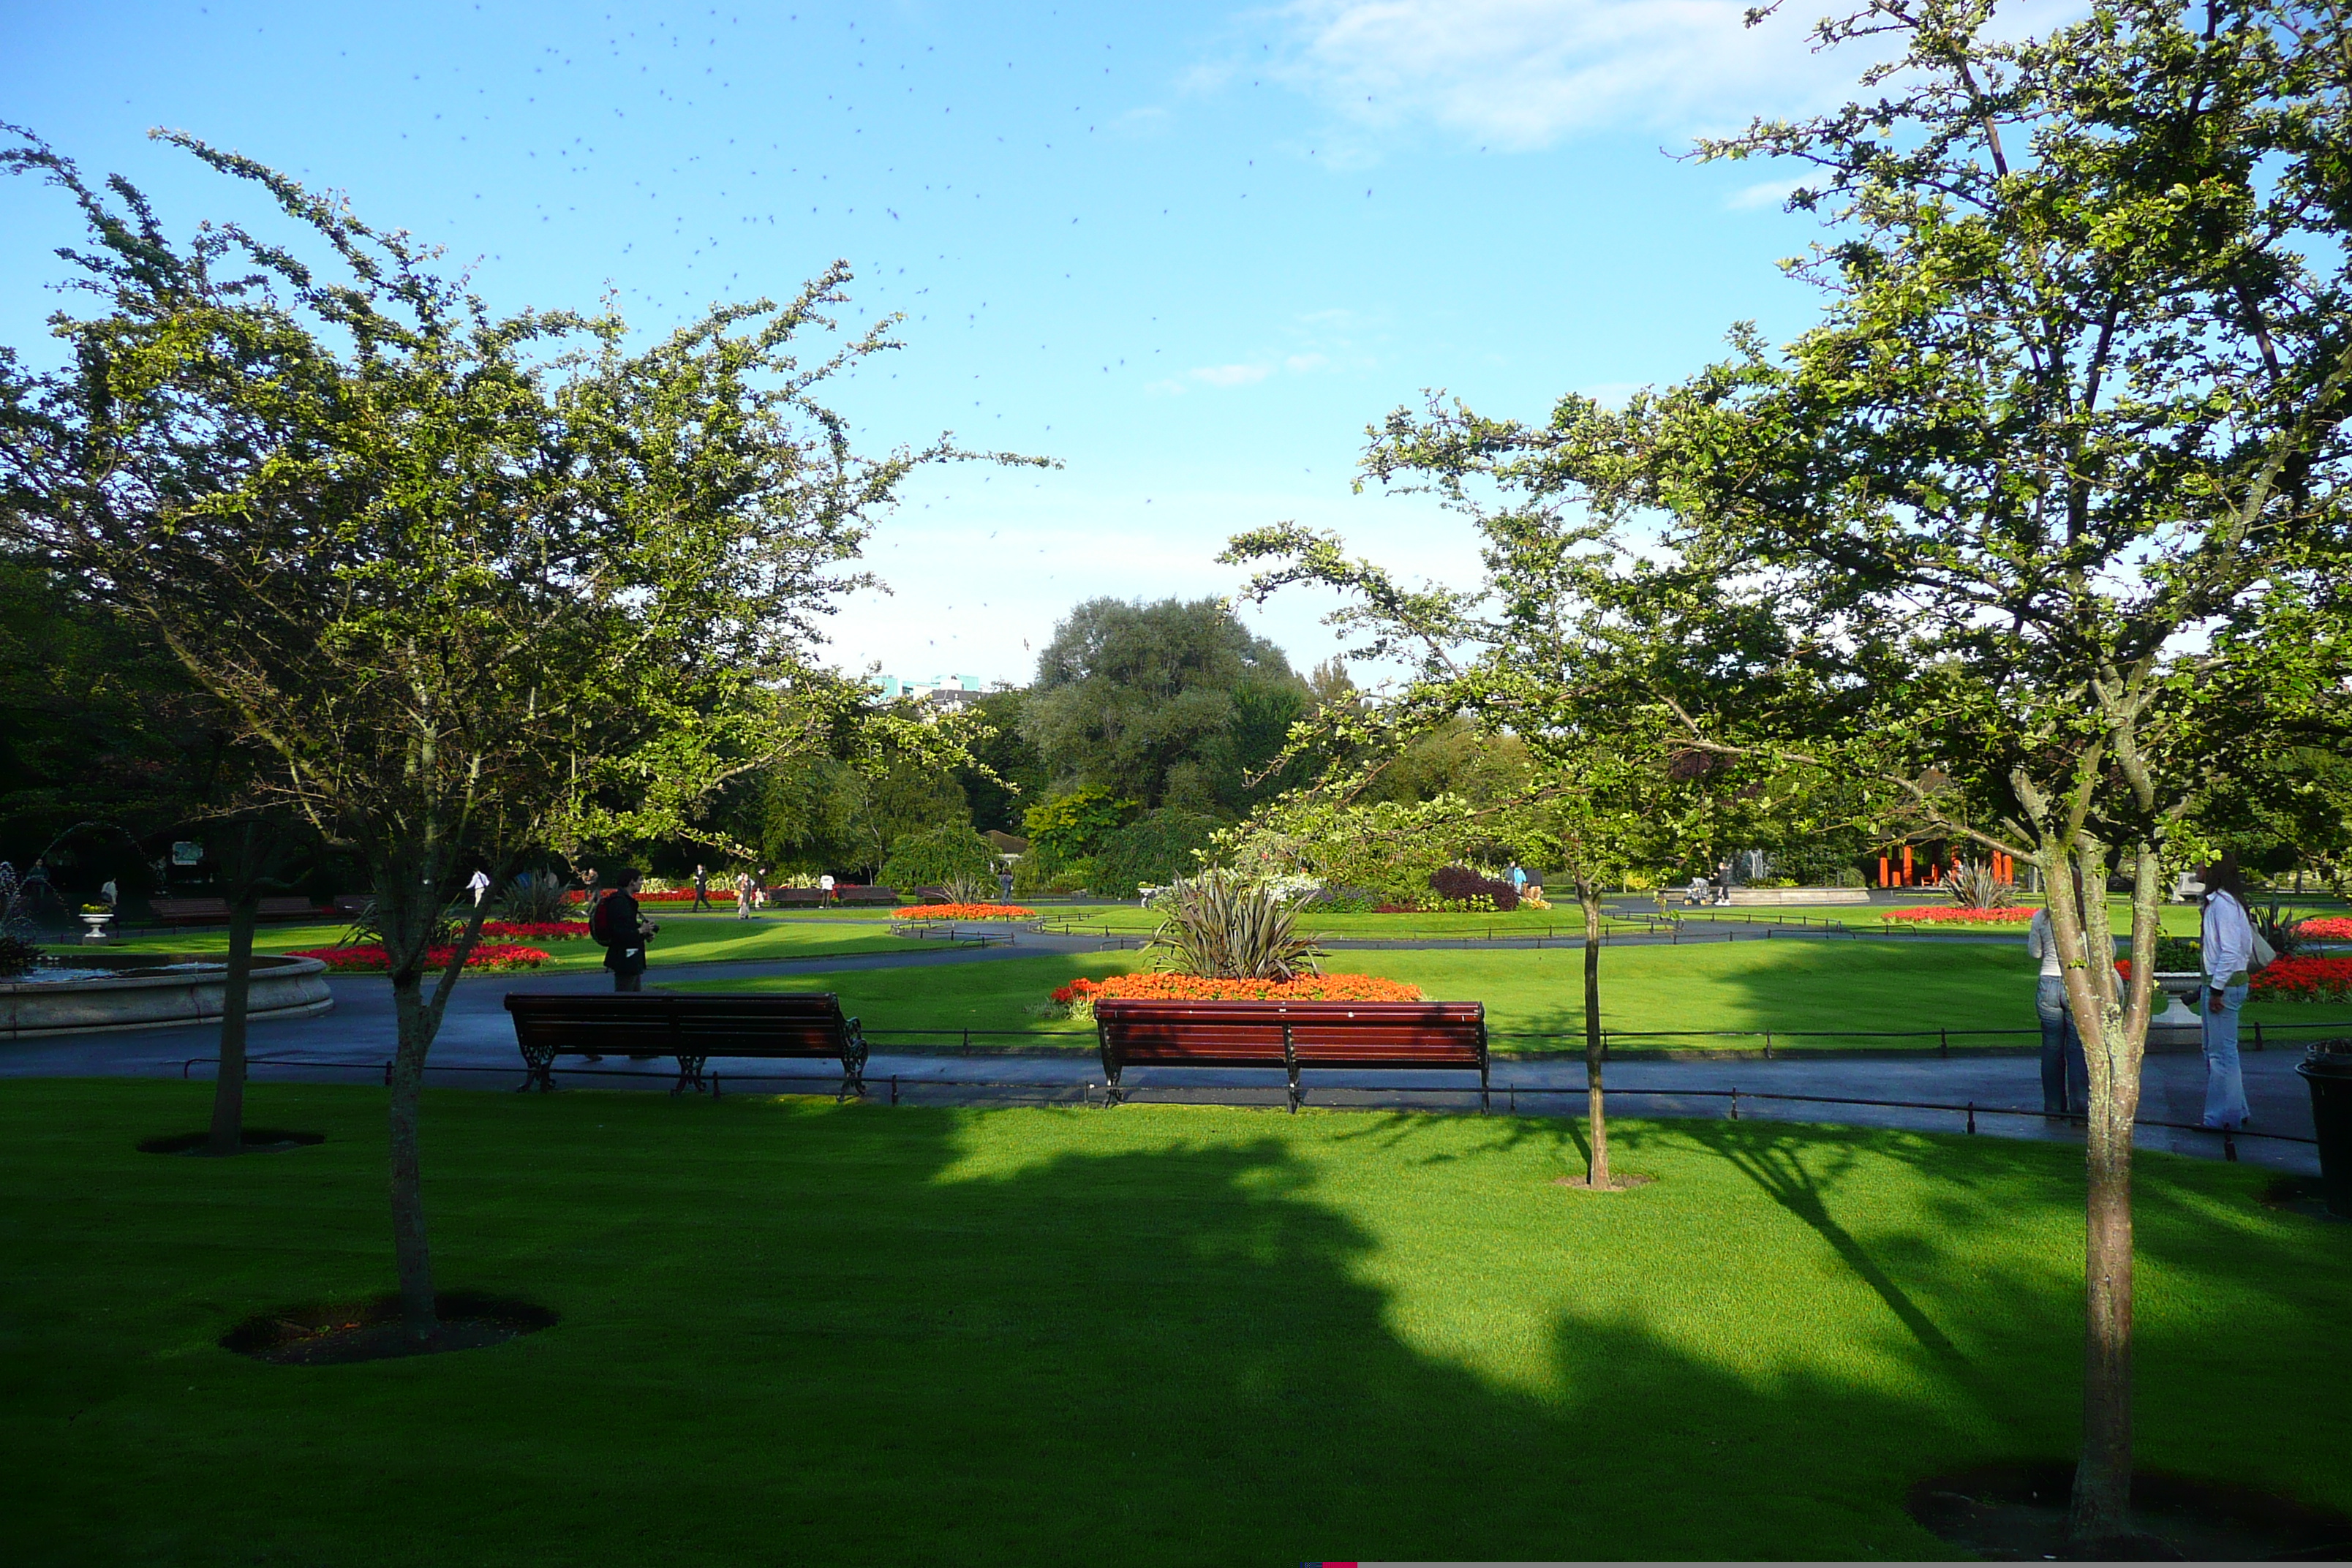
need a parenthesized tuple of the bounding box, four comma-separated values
(998, 868, 1015, 902)
(2025, 877, 2090, 1117)
(99, 878, 118, 908)
(819, 872, 836, 904)
(2198, 853, 2256, 1131)
(734, 869, 755, 921)
(590, 867, 657, 995)
(690, 863, 712, 911)
(466, 868, 491, 907)
(1508, 864, 1527, 897)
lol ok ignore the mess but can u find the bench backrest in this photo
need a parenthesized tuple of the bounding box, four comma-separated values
(834, 886, 901, 905)
(504, 992, 850, 1056)
(148, 897, 229, 918)
(1095, 998, 1485, 1068)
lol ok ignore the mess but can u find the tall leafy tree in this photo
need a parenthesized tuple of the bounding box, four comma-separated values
(1, 128, 1033, 1340)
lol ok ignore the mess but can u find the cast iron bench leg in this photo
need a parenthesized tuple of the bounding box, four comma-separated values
(839, 1019, 869, 1101)
(673, 1055, 709, 1096)
(519, 1043, 557, 1093)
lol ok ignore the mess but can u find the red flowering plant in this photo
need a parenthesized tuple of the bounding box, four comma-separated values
(2249, 955, 2352, 1004)
(564, 888, 735, 904)
(289, 943, 552, 974)
(1880, 905, 2036, 924)
(2297, 917, 2352, 943)
(892, 902, 1037, 921)
(479, 920, 591, 941)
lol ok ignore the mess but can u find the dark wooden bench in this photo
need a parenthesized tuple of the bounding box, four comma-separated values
(1095, 998, 1489, 1112)
(502, 992, 868, 1098)
(834, 885, 901, 906)
(148, 895, 324, 924)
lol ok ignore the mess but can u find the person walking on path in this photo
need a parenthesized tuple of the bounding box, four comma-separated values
(466, 868, 491, 908)
(690, 863, 712, 912)
(591, 868, 657, 995)
(733, 869, 755, 921)
(2025, 884, 2089, 1117)
(2198, 853, 2256, 1131)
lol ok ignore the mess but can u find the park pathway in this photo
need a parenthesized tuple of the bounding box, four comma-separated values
(0, 915, 2322, 1177)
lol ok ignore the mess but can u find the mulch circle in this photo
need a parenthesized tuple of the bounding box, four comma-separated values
(137, 1129, 325, 1157)
(1907, 1461, 2352, 1561)
(222, 1292, 558, 1366)
(1552, 1172, 1656, 1192)
(2260, 1176, 2350, 1224)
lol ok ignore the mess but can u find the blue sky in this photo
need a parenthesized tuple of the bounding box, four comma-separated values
(1, 0, 1896, 687)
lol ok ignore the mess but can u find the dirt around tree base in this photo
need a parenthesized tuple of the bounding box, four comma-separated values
(2261, 1176, 2350, 1223)
(1908, 1461, 2352, 1561)
(1552, 1172, 1656, 1192)
(137, 1129, 325, 1156)
(222, 1292, 558, 1365)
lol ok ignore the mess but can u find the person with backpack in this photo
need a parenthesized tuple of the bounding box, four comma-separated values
(590, 868, 657, 993)
(2197, 853, 2260, 1131)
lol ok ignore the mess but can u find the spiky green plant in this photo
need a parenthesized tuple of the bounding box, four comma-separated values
(1940, 859, 2018, 911)
(1145, 872, 1324, 981)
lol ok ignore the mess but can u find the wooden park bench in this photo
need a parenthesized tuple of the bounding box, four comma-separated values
(147, 895, 325, 925)
(502, 992, 868, 1098)
(834, 885, 902, 906)
(773, 887, 828, 906)
(1094, 998, 1490, 1113)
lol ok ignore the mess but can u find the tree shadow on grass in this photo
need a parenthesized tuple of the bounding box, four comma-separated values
(3, 1083, 2348, 1564)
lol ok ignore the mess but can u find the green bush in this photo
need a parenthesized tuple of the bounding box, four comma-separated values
(1092, 809, 1221, 900)
(1021, 786, 1138, 868)
(880, 826, 1000, 894)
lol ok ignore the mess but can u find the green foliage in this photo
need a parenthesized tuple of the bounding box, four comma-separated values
(1145, 871, 1323, 980)
(1022, 785, 1137, 867)
(1090, 808, 1221, 900)
(954, 689, 1049, 835)
(880, 824, 1000, 893)
(751, 752, 971, 879)
(496, 872, 573, 925)
(1022, 596, 1310, 811)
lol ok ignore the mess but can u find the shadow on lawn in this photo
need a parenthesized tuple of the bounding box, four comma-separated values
(5, 1086, 2347, 1562)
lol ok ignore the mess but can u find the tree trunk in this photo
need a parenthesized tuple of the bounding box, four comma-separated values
(2052, 841, 2156, 1545)
(1580, 880, 1608, 1188)
(388, 969, 437, 1343)
(202, 892, 260, 1156)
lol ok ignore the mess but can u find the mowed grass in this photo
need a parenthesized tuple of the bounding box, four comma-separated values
(113, 911, 908, 970)
(1, 1079, 2342, 1564)
(686, 938, 2345, 1047)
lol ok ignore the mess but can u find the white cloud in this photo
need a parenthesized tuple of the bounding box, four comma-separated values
(1256, 0, 2085, 151)
(1725, 175, 1804, 211)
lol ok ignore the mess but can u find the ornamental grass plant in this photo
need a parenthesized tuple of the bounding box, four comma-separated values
(1145, 872, 1323, 981)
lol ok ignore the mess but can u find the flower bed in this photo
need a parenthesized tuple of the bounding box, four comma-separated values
(286, 943, 552, 973)
(2250, 955, 2352, 1003)
(893, 902, 1036, 921)
(479, 920, 591, 941)
(564, 888, 736, 904)
(1880, 905, 2035, 924)
(1051, 973, 1425, 1006)
(2297, 916, 2352, 943)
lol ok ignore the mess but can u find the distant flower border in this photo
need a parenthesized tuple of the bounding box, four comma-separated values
(1051, 973, 1425, 1007)
(2298, 916, 2352, 943)
(288, 943, 551, 973)
(479, 920, 590, 941)
(565, 888, 737, 904)
(1880, 905, 2035, 924)
(894, 902, 1036, 921)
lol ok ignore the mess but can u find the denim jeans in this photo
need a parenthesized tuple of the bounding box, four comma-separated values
(2202, 981, 2250, 1129)
(2035, 976, 2089, 1115)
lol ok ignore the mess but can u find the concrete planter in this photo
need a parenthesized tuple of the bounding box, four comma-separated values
(1722, 886, 1872, 906)
(0, 953, 332, 1040)
(2147, 971, 2206, 1052)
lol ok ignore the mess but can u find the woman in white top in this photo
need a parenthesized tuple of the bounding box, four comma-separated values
(2197, 853, 2255, 1131)
(2025, 870, 2090, 1116)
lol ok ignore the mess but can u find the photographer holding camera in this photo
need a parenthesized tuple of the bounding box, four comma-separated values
(589, 867, 660, 993)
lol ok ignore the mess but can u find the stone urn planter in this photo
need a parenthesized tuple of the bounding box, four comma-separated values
(2146, 970, 2206, 1052)
(78, 912, 114, 944)
(2295, 1041, 2352, 1219)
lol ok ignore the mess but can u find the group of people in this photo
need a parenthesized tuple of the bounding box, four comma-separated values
(2027, 852, 2258, 1133)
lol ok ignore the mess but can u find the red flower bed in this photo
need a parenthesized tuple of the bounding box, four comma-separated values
(563, 888, 737, 904)
(479, 920, 591, 941)
(287, 943, 552, 973)
(1880, 905, 2035, 924)
(2251, 955, 2352, 1003)
(2297, 917, 2352, 942)
(894, 902, 1037, 921)
(1051, 973, 1425, 1004)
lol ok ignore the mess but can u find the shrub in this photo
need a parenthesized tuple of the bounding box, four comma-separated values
(1146, 872, 1322, 980)
(879, 825, 1000, 894)
(1428, 864, 1518, 912)
(2251, 900, 2311, 959)
(1940, 859, 2018, 910)
(0, 932, 41, 977)
(1021, 786, 1138, 867)
(1093, 809, 1222, 900)
(497, 871, 574, 924)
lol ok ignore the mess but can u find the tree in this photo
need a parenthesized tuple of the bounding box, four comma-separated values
(1091, 807, 1223, 899)
(1250, 1, 2351, 1542)
(1, 129, 1032, 1341)
(878, 823, 998, 892)
(1022, 596, 1309, 812)
(954, 687, 1048, 834)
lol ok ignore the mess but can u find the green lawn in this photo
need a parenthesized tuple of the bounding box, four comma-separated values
(1, 1079, 2342, 1563)
(685, 938, 2349, 1048)
(113, 911, 909, 970)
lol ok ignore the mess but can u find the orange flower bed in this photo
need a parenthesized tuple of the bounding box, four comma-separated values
(893, 902, 1036, 921)
(1052, 973, 1424, 1004)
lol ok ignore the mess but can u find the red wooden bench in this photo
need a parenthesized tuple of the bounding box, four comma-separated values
(502, 992, 867, 1098)
(147, 896, 325, 925)
(1094, 998, 1489, 1112)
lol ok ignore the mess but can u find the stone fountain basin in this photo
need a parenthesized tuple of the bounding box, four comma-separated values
(1, 953, 333, 1040)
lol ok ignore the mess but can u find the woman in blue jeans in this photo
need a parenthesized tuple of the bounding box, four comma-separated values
(2025, 892, 2089, 1116)
(2197, 854, 2255, 1131)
